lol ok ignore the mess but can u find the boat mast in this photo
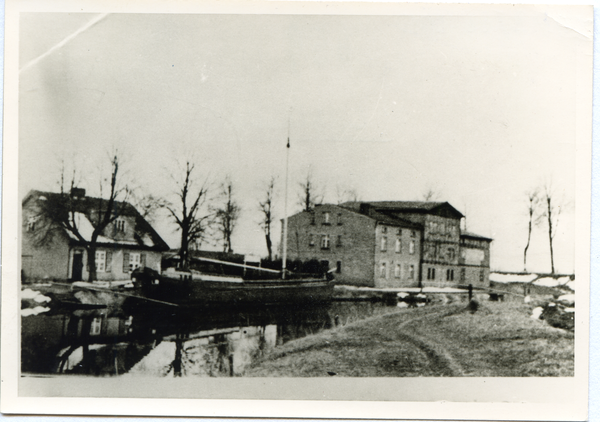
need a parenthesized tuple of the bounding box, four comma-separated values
(282, 134, 290, 280)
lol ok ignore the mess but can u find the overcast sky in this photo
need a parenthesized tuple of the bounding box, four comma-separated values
(18, 11, 586, 273)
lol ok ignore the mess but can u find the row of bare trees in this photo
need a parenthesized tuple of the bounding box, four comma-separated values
(523, 182, 567, 274)
(33, 152, 363, 280)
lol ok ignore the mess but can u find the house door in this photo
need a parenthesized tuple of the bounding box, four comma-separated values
(72, 252, 83, 281)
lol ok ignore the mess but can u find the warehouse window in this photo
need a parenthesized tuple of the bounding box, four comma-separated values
(394, 264, 402, 278)
(90, 317, 102, 336)
(427, 267, 436, 280)
(447, 248, 455, 260)
(308, 234, 315, 247)
(380, 262, 387, 278)
(336, 261, 342, 274)
(381, 236, 388, 251)
(408, 265, 415, 280)
(336, 235, 342, 247)
(395, 238, 402, 253)
(409, 240, 415, 254)
(337, 213, 343, 225)
(321, 234, 330, 249)
(446, 269, 454, 281)
(323, 212, 330, 225)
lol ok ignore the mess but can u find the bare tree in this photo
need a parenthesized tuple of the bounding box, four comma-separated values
(32, 153, 131, 282)
(134, 193, 168, 224)
(298, 172, 323, 212)
(215, 176, 240, 253)
(422, 187, 441, 202)
(523, 189, 540, 272)
(335, 184, 360, 204)
(259, 177, 276, 261)
(166, 161, 211, 270)
(541, 182, 565, 274)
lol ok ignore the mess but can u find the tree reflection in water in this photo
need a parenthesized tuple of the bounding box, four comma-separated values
(22, 299, 395, 377)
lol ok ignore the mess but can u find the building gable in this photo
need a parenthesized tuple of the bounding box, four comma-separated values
(22, 189, 170, 252)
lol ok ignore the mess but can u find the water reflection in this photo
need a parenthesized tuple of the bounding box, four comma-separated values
(22, 297, 396, 377)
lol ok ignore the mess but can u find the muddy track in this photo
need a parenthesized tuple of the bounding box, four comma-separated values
(384, 306, 466, 376)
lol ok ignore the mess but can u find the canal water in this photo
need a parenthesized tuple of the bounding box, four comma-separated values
(21, 293, 399, 377)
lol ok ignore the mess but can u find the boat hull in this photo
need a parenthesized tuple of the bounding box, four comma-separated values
(132, 269, 335, 306)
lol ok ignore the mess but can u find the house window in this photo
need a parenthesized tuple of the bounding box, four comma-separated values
(394, 264, 402, 278)
(409, 240, 415, 254)
(337, 213, 342, 225)
(379, 262, 387, 278)
(461, 268, 466, 282)
(397, 229, 402, 236)
(381, 226, 387, 234)
(336, 235, 342, 247)
(323, 212, 330, 225)
(27, 216, 37, 232)
(408, 265, 415, 280)
(310, 212, 316, 225)
(427, 267, 436, 280)
(411, 230, 416, 238)
(446, 269, 454, 281)
(336, 261, 342, 274)
(321, 234, 330, 249)
(95, 251, 106, 272)
(395, 238, 402, 253)
(480, 269, 485, 282)
(129, 253, 141, 271)
(309, 234, 315, 246)
(116, 219, 126, 232)
(381, 236, 388, 251)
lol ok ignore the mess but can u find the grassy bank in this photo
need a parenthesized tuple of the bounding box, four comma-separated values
(246, 302, 574, 377)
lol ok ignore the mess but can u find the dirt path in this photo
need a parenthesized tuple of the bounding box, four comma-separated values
(246, 302, 574, 377)
(383, 308, 466, 376)
(247, 305, 468, 377)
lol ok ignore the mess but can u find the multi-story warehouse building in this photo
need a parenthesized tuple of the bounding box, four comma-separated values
(284, 201, 491, 289)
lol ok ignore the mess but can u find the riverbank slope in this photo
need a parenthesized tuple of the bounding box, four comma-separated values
(246, 302, 573, 377)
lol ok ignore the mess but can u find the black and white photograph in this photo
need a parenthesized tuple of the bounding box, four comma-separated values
(1, 0, 593, 419)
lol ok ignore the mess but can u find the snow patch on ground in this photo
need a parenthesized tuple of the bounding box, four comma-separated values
(21, 288, 51, 302)
(534, 276, 572, 287)
(21, 306, 51, 317)
(531, 307, 544, 320)
(557, 294, 575, 305)
(490, 273, 538, 283)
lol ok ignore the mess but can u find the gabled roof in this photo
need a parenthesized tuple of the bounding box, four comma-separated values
(317, 203, 422, 229)
(23, 189, 170, 251)
(340, 201, 464, 219)
(358, 208, 422, 229)
(460, 231, 493, 241)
